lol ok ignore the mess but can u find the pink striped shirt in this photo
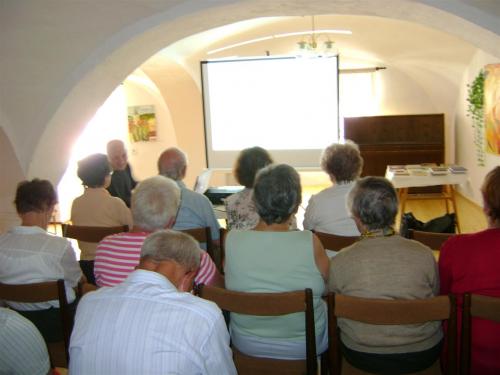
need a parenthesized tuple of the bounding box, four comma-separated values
(94, 232, 216, 288)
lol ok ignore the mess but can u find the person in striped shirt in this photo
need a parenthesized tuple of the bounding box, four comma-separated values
(94, 175, 223, 288)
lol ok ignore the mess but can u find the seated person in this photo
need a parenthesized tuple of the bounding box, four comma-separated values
(0, 307, 51, 375)
(71, 153, 133, 284)
(439, 166, 500, 374)
(329, 177, 442, 374)
(70, 230, 236, 375)
(158, 147, 220, 248)
(303, 140, 362, 236)
(224, 146, 273, 230)
(94, 176, 223, 288)
(224, 164, 329, 359)
(0, 179, 83, 343)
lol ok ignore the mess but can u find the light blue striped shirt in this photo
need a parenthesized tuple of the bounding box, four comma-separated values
(0, 308, 50, 375)
(69, 269, 236, 375)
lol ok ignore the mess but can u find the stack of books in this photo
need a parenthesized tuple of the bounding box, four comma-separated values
(406, 165, 429, 176)
(429, 166, 449, 175)
(448, 165, 468, 174)
(387, 165, 409, 176)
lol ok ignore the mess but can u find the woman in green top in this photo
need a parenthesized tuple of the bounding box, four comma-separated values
(224, 164, 329, 359)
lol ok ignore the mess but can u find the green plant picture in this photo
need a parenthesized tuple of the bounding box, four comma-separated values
(128, 105, 157, 142)
(466, 70, 485, 166)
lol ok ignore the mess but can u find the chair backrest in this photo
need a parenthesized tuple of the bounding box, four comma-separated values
(195, 284, 317, 375)
(0, 280, 72, 363)
(408, 229, 454, 250)
(219, 227, 227, 271)
(327, 293, 457, 375)
(179, 227, 218, 267)
(61, 223, 128, 243)
(312, 231, 359, 251)
(460, 293, 500, 375)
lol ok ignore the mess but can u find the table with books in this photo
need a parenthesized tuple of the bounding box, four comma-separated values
(385, 165, 469, 233)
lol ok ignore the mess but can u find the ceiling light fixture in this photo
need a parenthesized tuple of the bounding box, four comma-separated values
(296, 16, 338, 56)
(206, 19, 351, 55)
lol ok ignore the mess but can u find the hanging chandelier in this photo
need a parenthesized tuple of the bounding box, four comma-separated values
(297, 16, 338, 56)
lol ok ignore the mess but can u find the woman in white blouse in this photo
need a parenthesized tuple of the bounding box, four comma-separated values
(303, 140, 363, 236)
(0, 179, 83, 343)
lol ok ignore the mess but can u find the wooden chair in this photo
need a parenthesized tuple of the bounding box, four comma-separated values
(219, 227, 227, 272)
(195, 284, 318, 375)
(61, 223, 128, 243)
(408, 229, 454, 250)
(312, 231, 359, 252)
(180, 227, 221, 272)
(460, 293, 500, 375)
(0, 279, 73, 367)
(327, 293, 457, 375)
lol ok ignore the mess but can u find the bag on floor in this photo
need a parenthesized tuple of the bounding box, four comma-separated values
(400, 212, 456, 238)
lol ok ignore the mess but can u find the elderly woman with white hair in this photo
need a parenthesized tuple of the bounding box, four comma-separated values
(303, 140, 363, 236)
(329, 176, 442, 374)
(224, 164, 329, 360)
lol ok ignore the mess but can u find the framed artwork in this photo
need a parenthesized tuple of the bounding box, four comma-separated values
(484, 64, 500, 155)
(128, 105, 157, 142)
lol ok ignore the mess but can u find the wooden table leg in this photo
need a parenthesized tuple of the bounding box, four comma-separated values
(446, 185, 461, 233)
(399, 188, 408, 214)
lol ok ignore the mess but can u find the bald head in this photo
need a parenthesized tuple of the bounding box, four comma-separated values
(107, 140, 128, 171)
(157, 147, 187, 181)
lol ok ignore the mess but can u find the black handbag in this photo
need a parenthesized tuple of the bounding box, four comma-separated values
(400, 212, 456, 238)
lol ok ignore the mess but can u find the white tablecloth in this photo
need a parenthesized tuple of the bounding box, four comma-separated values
(385, 169, 469, 189)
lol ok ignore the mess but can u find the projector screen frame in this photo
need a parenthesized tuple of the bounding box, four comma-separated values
(200, 55, 340, 169)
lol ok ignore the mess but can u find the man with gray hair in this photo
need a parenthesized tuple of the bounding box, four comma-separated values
(106, 139, 137, 207)
(70, 230, 236, 374)
(94, 175, 223, 288)
(157, 147, 221, 246)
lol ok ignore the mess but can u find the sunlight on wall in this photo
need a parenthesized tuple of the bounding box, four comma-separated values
(57, 86, 128, 222)
(338, 72, 377, 140)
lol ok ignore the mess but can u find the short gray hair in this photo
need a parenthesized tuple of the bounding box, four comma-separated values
(321, 140, 363, 183)
(253, 164, 301, 225)
(157, 147, 187, 181)
(347, 176, 398, 230)
(141, 229, 201, 271)
(131, 176, 180, 231)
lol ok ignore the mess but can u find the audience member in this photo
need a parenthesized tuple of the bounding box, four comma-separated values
(224, 146, 273, 230)
(303, 140, 362, 236)
(224, 164, 329, 359)
(439, 166, 500, 374)
(329, 177, 442, 373)
(70, 230, 236, 374)
(0, 307, 51, 375)
(71, 153, 133, 284)
(94, 175, 222, 288)
(106, 139, 137, 207)
(0, 179, 82, 343)
(158, 147, 220, 246)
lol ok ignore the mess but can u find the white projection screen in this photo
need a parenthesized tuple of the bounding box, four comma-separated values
(201, 56, 340, 169)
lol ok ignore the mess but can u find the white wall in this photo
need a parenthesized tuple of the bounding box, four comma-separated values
(124, 70, 178, 181)
(455, 49, 500, 205)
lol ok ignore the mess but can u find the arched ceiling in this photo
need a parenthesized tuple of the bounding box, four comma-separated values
(1, 0, 498, 182)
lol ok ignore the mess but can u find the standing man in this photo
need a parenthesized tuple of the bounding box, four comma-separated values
(106, 139, 137, 207)
(70, 230, 236, 375)
(157, 147, 220, 247)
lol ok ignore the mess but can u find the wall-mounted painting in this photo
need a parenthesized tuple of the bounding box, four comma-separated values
(484, 64, 500, 155)
(128, 105, 157, 142)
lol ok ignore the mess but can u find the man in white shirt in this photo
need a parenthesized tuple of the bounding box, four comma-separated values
(0, 308, 51, 375)
(70, 229, 236, 375)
